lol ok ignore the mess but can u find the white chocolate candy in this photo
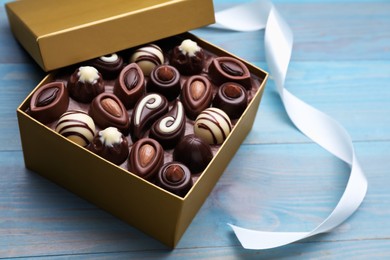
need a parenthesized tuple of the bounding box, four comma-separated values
(130, 44, 164, 76)
(77, 66, 100, 84)
(100, 53, 119, 63)
(55, 110, 95, 147)
(179, 39, 201, 57)
(134, 93, 163, 126)
(98, 127, 122, 147)
(194, 107, 232, 145)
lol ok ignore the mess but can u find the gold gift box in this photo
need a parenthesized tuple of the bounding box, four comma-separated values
(7, 0, 268, 247)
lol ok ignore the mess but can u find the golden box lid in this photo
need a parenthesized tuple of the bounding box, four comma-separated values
(6, 0, 215, 71)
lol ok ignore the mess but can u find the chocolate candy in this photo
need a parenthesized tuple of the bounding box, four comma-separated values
(67, 66, 105, 103)
(86, 53, 124, 79)
(128, 138, 164, 180)
(89, 127, 129, 165)
(130, 93, 169, 141)
(130, 44, 164, 76)
(113, 63, 145, 109)
(147, 65, 181, 101)
(173, 134, 213, 173)
(194, 107, 232, 145)
(157, 162, 193, 197)
(55, 110, 95, 147)
(213, 82, 248, 119)
(170, 39, 204, 75)
(149, 100, 186, 149)
(29, 82, 69, 124)
(89, 93, 130, 135)
(208, 57, 251, 89)
(180, 75, 212, 120)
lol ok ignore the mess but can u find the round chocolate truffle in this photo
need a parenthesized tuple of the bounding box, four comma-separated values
(170, 39, 204, 75)
(113, 63, 145, 109)
(208, 57, 252, 90)
(149, 100, 186, 149)
(89, 127, 129, 165)
(29, 82, 69, 124)
(173, 134, 213, 173)
(67, 66, 105, 103)
(86, 53, 124, 79)
(89, 93, 130, 135)
(213, 82, 248, 119)
(180, 75, 212, 120)
(130, 44, 164, 76)
(128, 138, 164, 181)
(147, 65, 181, 100)
(194, 107, 232, 145)
(157, 162, 193, 197)
(55, 110, 95, 147)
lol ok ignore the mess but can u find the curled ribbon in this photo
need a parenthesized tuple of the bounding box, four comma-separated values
(214, 0, 368, 250)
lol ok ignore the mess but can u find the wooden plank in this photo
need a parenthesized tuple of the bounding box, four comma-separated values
(1, 141, 388, 257)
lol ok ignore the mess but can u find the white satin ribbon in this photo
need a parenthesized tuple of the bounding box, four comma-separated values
(214, 0, 368, 250)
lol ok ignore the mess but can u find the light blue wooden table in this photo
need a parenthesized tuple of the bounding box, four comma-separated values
(1, 0, 389, 258)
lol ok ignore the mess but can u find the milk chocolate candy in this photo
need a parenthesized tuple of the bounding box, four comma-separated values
(89, 127, 129, 165)
(128, 138, 164, 180)
(180, 75, 212, 120)
(173, 134, 213, 173)
(86, 53, 124, 79)
(130, 93, 169, 141)
(208, 57, 251, 90)
(67, 66, 105, 103)
(170, 39, 204, 75)
(89, 93, 130, 135)
(147, 65, 181, 101)
(157, 162, 193, 197)
(113, 63, 145, 109)
(213, 82, 248, 119)
(149, 100, 186, 149)
(29, 82, 69, 124)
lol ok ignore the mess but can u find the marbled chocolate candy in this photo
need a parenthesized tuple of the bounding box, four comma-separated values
(149, 100, 186, 149)
(89, 93, 130, 135)
(130, 93, 168, 141)
(29, 82, 69, 124)
(128, 138, 164, 180)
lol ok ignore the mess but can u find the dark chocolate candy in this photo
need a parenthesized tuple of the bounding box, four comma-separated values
(180, 75, 213, 120)
(213, 82, 248, 119)
(113, 63, 145, 109)
(149, 100, 186, 149)
(89, 93, 130, 135)
(86, 53, 124, 79)
(208, 57, 252, 89)
(29, 82, 69, 124)
(130, 93, 169, 141)
(157, 162, 193, 197)
(147, 65, 181, 101)
(170, 39, 204, 75)
(173, 134, 213, 173)
(128, 138, 164, 180)
(89, 127, 129, 165)
(67, 66, 105, 103)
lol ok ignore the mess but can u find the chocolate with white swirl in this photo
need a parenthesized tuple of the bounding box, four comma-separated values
(86, 53, 124, 79)
(130, 93, 169, 141)
(113, 63, 145, 109)
(194, 107, 232, 145)
(130, 44, 164, 76)
(149, 100, 186, 149)
(55, 110, 95, 147)
(208, 57, 252, 90)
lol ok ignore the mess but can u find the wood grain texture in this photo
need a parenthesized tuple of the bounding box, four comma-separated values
(0, 0, 389, 258)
